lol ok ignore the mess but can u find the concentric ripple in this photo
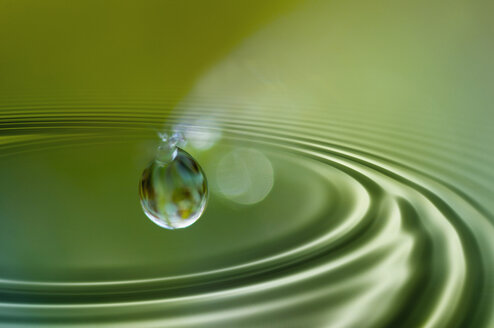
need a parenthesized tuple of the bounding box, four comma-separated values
(0, 96, 492, 328)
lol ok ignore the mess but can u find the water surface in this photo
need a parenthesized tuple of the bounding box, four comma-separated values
(0, 0, 493, 327)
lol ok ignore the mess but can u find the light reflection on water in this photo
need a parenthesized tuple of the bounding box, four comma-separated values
(215, 148, 274, 205)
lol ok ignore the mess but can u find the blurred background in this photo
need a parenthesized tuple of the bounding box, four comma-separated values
(0, 0, 493, 327)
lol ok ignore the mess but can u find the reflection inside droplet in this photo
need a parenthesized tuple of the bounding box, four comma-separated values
(139, 135, 208, 229)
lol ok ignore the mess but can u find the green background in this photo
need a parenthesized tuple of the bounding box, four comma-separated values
(0, 0, 493, 327)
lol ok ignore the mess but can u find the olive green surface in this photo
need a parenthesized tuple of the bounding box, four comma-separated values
(0, 0, 493, 327)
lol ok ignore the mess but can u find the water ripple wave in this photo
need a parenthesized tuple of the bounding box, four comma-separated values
(0, 98, 492, 328)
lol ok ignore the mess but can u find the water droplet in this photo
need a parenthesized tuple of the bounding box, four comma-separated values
(139, 134, 208, 229)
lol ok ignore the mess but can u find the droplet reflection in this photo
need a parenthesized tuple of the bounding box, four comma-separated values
(139, 144, 208, 230)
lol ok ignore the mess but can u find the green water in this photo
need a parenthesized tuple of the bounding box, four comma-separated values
(0, 0, 493, 327)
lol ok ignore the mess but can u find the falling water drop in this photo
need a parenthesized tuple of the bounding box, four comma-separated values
(139, 132, 208, 229)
